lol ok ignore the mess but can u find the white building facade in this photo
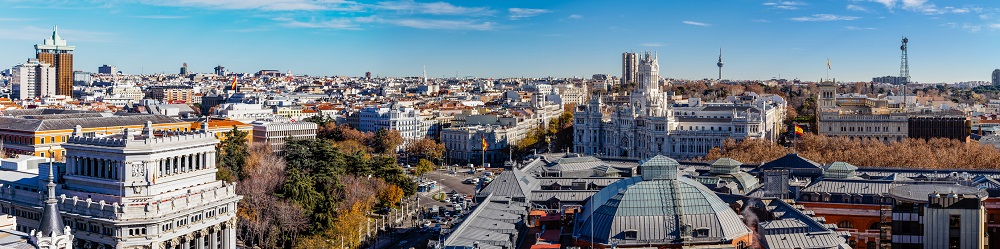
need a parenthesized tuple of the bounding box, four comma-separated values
(0, 123, 243, 249)
(11, 59, 56, 100)
(573, 52, 785, 160)
(357, 103, 431, 148)
(251, 120, 318, 153)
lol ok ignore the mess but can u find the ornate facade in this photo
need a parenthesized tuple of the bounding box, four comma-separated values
(1, 122, 242, 249)
(574, 52, 785, 160)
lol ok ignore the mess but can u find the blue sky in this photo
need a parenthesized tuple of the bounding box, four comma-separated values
(0, 0, 998, 83)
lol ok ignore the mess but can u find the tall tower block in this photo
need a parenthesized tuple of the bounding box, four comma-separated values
(34, 25, 74, 97)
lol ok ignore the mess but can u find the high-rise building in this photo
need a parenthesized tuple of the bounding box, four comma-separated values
(98, 65, 116, 75)
(179, 63, 188, 75)
(992, 69, 999, 86)
(621, 52, 638, 85)
(34, 26, 74, 97)
(11, 59, 56, 100)
(214, 65, 225, 76)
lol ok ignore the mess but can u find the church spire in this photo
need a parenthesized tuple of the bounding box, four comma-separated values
(36, 147, 66, 238)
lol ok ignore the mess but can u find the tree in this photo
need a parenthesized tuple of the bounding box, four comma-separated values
(217, 126, 249, 182)
(404, 138, 445, 162)
(415, 159, 435, 177)
(371, 129, 404, 154)
(377, 184, 404, 207)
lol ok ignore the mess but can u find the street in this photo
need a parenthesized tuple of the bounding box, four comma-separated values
(372, 169, 486, 249)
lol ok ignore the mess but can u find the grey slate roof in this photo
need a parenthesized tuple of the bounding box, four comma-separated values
(0, 114, 182, 132)
(477, 168, 538, 199)
(443, 194, 524, 249)
(529, 190, 599, 202)
(801, 179, 903, 196)
(759, 199, 852, 249)
(761, 154, 823, 170)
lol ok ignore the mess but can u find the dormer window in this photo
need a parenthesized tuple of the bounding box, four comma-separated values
(695, 228, 710, 237)
(623, 230, 638, 240)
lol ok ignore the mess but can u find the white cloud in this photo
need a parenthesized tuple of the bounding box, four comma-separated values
(990, 23, 1000, 29)
(640, 42, 665, 47)
(682, 20, 711, 27)
(568, 14, 583, 19)
(847, 4, 868, 12)
(274, 16, 370, 30)
(962, 23, 982, 32)
(764, 1, 805, 10)
(508, 8, 549, 20)
(387, 19, 495, 30)
(131, 15, 188, 19)
(870, 0, 896, 9)
(790, 14, 860, 21)
(752, 19, 771, 23)
(845, 26, 876, 30)
(375, 0, 492, 15)
(0, 17, 36, 22)
(140, 0, 362, 11)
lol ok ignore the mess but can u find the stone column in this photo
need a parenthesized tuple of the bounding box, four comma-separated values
(182, 234, 192, 249)
(224, 219, 236, 249)
(209, 228, 218, 249)
(196, 231, 205, 249)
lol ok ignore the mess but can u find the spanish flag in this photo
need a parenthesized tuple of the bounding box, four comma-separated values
(827, 58, 831, 70)
(794, 124, 804, 136)
(230, 76, 238, 90)
(481, 134, 488, 151)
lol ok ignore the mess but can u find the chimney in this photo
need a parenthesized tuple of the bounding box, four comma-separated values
(72, 125, 82, 137)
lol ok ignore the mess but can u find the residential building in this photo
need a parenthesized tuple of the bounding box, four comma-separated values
(34, 26, 74, 97)
(0, 122, 242, 249)
(212, 103, 274, 123)
(98, 65, 116, 75)
(146, 86, 195, 104)
(251, 120, 317, 153)
(621, 52, 638, 84)
(108, 85, 144, 102)
(873, 75, 908, 85)
(993, 69, 999, 86)
(11, 59, 56, 100)
(356, 102, 430, 147)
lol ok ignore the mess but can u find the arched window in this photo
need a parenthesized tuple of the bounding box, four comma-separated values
(837, 220, 854, 229)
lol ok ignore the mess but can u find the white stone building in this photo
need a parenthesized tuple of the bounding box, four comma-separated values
(11, 59, 56, 100)
(251, 120, 318, 153)
(573, 52, 785, 160)
(0, 122, 242, 249)
(212, 103, 275, 123)
(357, 102, 431, 148)
(441, 124, 527, 165)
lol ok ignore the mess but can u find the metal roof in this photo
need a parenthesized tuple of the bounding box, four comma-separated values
(574, 155, 749, 246)
(477, 169, 538, 199)
(0, 114, 182, 132)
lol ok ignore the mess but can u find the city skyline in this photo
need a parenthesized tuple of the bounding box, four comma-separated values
(0, 0, 999, 83)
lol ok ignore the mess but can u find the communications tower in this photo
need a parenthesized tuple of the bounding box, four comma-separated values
(717, 48, 724, 81)
(900, 37, 910, 111)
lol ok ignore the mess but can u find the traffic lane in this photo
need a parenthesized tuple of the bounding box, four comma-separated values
(395, 230, 434, 249)
(424, 171, 479, 194)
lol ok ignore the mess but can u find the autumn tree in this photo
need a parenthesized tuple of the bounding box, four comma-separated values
(371, 129, 404, 154)
(404, 138, 445, 162)
(415, 158, 435, 177)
